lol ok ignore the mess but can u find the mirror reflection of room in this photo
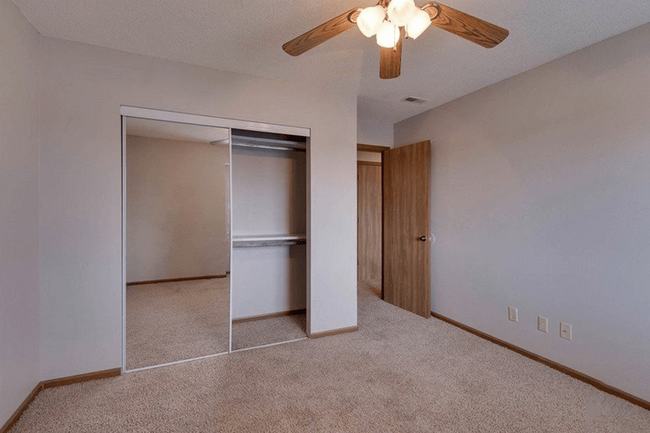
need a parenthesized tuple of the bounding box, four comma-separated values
(125, 118, 230, 370)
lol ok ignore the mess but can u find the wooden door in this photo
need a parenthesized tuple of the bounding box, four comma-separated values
(358, 162, 382, 289)
(383, 141, 431, 318)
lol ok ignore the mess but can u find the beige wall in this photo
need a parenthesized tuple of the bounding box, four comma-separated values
(358, 118, 394, 147)
(126, 135, 230, 283)
(395, 23, 650, 401)
(38, 37, 357, 380)
(0, 0, 41, 424)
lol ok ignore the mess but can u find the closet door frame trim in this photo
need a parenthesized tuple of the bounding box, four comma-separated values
(120, 106, 311, 138)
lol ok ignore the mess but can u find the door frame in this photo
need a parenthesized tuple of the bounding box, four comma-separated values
(357, 143, 390, 299)
(120, 106, 311, 373)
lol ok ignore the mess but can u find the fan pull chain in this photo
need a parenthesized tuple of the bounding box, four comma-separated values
(394, 25, 398, 51)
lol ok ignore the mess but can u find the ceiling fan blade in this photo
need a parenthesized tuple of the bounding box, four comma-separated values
(379, 28, 404, 79)
(283, 8, 362, 56)
(424, 2, 509, 49)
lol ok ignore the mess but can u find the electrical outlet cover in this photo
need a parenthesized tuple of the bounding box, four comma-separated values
(538, 316, 549, 333)
(560, 322, 572, 340)
(508, 307, 518, 322)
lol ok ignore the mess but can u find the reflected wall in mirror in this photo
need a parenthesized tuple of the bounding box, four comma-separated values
(125, 117, 231, 370)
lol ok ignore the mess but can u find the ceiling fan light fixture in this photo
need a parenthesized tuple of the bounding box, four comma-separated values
(282, 2, 510, 80)
(387, 0, 418, 27)
(376, 21, 400, 49)
(356, 5, 386, 38)
(406, 8, 431, 39)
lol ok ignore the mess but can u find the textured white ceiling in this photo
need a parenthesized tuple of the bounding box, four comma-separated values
(14, 0, 650, 123)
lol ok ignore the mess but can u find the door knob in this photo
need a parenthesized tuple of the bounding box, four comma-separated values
(419, 236, 427, 242)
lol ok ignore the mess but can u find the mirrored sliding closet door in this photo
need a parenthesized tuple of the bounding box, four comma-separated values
(124, 117, 231, 370)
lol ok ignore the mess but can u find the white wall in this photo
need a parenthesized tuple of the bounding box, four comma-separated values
(231, 147, 307, 319)
(0, 0, 40, 424)
(38, 37, 357, 380)
(358, 118, 394, 147)
(126, 135, 230, 283)
(395, 23, 650, 401)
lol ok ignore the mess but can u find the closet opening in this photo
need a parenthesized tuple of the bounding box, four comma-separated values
(120, 106, 312, 373)
(231, 129, 309, 350)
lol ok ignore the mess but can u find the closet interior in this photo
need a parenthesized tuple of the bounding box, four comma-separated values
(231, 130, 308, 350)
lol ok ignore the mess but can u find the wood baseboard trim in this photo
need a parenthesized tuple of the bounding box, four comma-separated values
(1, 383, 42, 433)
(0, 368, 121, 433)
(431, 312, 650, 412)
(232, 308, 306, 325)
(126, 275, 227, 286)
(308, 326, 359, 339)
(41, 367, 122, 389)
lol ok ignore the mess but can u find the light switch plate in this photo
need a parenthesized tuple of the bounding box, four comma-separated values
(538, 316, 548, 333)
(508, 307, 518, 322)
(560, 322, 572, 341)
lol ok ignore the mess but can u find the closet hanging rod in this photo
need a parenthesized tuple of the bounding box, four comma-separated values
(233, 239, 306, 248)
(233, 234, 307, 248)
(232, 142, 306, 152)
(227, 135, 306, 152)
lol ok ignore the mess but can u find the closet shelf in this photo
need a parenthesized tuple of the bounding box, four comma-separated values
(231, 135, 306, 152)
(233, 234, 307, 248)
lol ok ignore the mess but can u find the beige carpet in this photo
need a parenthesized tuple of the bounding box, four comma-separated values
(126, 278, 230, 370)
(12, 285, 650, 432)
(232, 313, 307, 351)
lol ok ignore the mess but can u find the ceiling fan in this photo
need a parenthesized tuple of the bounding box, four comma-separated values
(282, 0, 509, 79)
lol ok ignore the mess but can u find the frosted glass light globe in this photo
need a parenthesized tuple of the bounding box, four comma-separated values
(376, 21, 400, 49)
(387, 0, 418, 27)
(406, 8, 431, 39)
(357, 5, 386, 38)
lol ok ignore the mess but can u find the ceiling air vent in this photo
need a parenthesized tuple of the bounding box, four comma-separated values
(403, 96, 428, 104)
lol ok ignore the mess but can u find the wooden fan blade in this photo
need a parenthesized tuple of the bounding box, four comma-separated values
(380, 28, 404, 79)
(424, 2, 509, 49)
(283, 8, 362, 56)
